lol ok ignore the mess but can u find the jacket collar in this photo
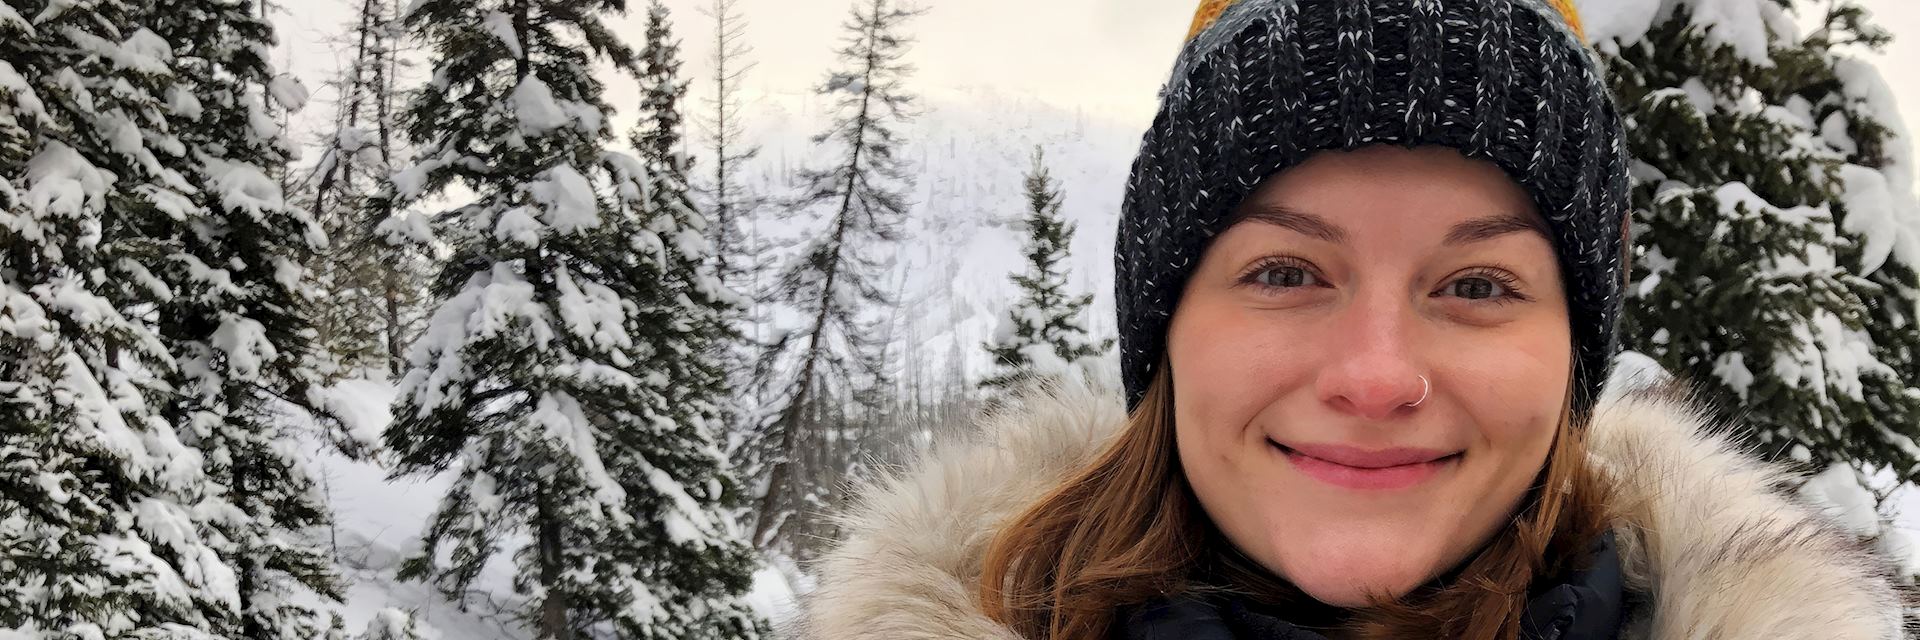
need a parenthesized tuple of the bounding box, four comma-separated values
(793, 376, 1908, 639)
(1113, 528, 1625, 639)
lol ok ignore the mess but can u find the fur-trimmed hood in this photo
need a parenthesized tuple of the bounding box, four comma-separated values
(788, 378, 1911, 639)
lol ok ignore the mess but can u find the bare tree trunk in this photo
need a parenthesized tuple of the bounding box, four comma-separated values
(535, 485, 571, 640)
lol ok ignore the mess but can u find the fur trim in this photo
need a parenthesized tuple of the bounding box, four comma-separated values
(787, 376, 1910, 639)
(1590, 383, 1909, 639)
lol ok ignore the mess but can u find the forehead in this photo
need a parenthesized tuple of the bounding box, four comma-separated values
(1221, 146, 1546, 243)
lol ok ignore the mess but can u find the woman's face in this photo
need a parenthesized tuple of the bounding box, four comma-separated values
(1167, 145, 1571, 608)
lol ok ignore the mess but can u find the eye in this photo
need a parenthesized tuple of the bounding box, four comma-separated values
(1239, 256, 1325, 292)
(1435, 268, 1530, 305)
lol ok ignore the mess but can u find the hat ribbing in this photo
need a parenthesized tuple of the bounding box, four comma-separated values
(1116, 0, 1631, 423)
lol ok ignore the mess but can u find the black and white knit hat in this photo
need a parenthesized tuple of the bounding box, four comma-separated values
(1116, 0, 1631, 424)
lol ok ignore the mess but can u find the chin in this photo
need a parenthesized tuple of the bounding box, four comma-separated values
(1273, 528, 1442, 608)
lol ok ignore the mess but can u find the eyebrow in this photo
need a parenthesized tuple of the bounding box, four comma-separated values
(1233, 204, 1549, 246)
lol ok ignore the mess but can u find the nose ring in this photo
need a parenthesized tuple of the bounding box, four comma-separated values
(1405, 375, 1430, 408)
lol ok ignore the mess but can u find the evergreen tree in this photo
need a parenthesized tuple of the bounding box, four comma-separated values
(0, 1, 237, 634)
(300, 0, 431, 381)
(750, 0, 923, 560)
(980, 146, 1112, 404)
(691, 0, 771, 515)
(145, 0, 358, 636)
(1600, 1, 1920, 482)
(624, 1, 767, 636)
(382, 0, 764, 637)
(693, 0, 762, 298)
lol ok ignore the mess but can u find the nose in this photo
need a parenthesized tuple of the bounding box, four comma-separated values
(1314, 291, 1430, 420)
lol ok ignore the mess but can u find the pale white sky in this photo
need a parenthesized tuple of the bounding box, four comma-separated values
(273, 0, 1920, 190)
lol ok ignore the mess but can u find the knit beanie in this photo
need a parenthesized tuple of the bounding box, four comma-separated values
(1115, 0, 1632, 424)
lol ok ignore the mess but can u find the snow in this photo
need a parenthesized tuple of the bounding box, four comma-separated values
(1572, 0, 1782, 65)
(175, 253, 246, 299)
(210, 315, 278, 381)
(742, 567, 797, 628)
(30, 0, 81, 23)
(294, 428, 527, 639)
(530, 392, 628, 515)
(204, 158, 288, 223)
(64, 25, 170, 76)
(491, 206, 543, 246)
(270, 74, 311, 112)
(0, 2, 27, 31)
(167, 86, 203, 120)
(97, 111, 164, 179)
(390, 150, 457, 201)
(510, 76, 569, 136)
(1684, 0, 1776, 65)
(1710, 351, 1754, 401)
(24, 141, 113, 223)
(483, 11, 522, 59)
(132, 498, 239, 611)
(52, 351, 145, 463)
(377, 210, 438, 245)
(1570, 0, 1663, 50)
(1678, 77, 1715, 115)
(1832, 57, 1920, 271)
(312, 379, 393, 451)
(636, 457, 718, 548)
(527, 164, 600, 233)
(1835, 163, 1904, 277)
(0, 60, 47, 124)
(360, 608, 429, 640)
(400, 264, 552, 414)
(1820, 111, 1858, 156)
(1800, 463, 1881, 537)
(272, 255, 305, 293)
(553, 265, 630, 351)
(247, 98, 283, 144)
(120, 28, 174, 74)
(96, 530, 197, 613)
(36, 276, 118, 330)
(1600, 349, 1671, 404)
(1770, 309, 1892, 404)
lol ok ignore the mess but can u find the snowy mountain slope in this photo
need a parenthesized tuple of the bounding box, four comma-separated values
(723, 83, 1144, 388)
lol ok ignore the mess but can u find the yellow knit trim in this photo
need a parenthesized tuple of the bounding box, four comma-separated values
(1184, 0, 1588, 44)
(1185, 0, 1237, 42)
(1545, 0, 1586, 41)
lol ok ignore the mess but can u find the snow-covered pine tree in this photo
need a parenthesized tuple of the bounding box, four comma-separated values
(381, 0, 765, 637)
(299, 0, 431, 381)
(749, 0, 923, 560)
(0, 1, 238, 634)
(980, 146, 1112, 405)
(1595, 0, 1920, 481)
(622, 1, 767, 637)
(144, 0, 361, 636)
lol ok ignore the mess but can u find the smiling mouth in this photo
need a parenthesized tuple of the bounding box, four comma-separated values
(1269, 439, 1462, 490)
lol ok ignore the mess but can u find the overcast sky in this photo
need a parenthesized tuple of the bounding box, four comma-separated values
(274, 0, 1920, 185)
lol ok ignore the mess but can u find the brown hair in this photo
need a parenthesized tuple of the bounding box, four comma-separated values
(978, 350, 1616, 639)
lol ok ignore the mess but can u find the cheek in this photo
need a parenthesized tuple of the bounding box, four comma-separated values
(1446, 324, 1571, 442)
(1445, 327, 1570, 545)
(1169, 298, 1322, 566)
(1168, 299, 1319, 419)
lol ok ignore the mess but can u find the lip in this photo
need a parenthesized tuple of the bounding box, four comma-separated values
(1271, 440, 1461, 491)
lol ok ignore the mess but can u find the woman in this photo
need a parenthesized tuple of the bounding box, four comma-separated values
(794, 0, 1911, 638)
